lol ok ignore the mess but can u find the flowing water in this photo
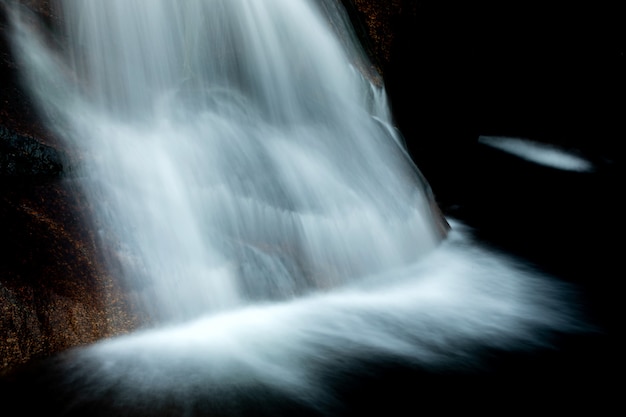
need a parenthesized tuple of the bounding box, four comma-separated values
(4, 0, 586, 415)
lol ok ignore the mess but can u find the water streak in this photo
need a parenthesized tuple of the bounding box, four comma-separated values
(478, 135, 594, 172)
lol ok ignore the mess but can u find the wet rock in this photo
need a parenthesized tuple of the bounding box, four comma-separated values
(0, 125, 63, 179)
(0, 176, 147, 376)
(1, 1, 146, 376)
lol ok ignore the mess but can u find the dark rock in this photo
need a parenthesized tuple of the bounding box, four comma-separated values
(0, 125, 64, 179)
(0, 176, 147, 376)
(0, 0, 145, 376)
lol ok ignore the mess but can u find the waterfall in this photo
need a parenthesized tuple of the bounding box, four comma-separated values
(8, 0, 446, 322)
(5, 0, 585, 415)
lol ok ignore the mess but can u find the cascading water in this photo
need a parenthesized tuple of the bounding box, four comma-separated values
(8, 0, 446, 322)
(4, 0, 585, 415)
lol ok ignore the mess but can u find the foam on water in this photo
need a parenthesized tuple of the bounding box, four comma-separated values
(40, 222, 583, 414)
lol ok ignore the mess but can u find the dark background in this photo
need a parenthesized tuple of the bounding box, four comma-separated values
(384, 1, 623, 186)
(374, 2, 622, 413)
(382, 0, 622, 294)
(385, 2, 623, 149)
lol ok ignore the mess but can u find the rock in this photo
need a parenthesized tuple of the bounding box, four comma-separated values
(0, 1, 146, 376)
(0, 126, 63, 179)
(0, 175, 147, 376)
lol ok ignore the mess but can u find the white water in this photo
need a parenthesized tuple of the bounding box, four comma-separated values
(478, 135, 594, 172)
(9, 0, 445, 322)
(6, 0, 585, 414)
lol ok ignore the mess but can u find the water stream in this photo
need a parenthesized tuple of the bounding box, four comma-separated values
(4, 0, 585, 415)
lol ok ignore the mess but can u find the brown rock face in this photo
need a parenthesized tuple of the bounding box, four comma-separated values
(0, 179, 145, 374)
(1, 1, 145, 376)
(341, 0, 415, 71)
